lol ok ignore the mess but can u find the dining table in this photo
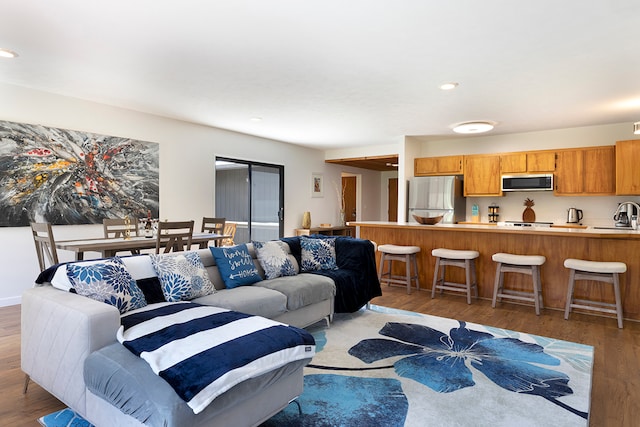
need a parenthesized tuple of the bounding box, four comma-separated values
(55, 232, 228, 260)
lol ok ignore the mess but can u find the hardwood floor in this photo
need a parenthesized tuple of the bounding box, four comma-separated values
(2, 288, 638, 426)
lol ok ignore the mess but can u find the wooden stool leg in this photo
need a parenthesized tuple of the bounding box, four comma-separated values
(613, 273, 624, 328)
(431, 257, 440, 298)
(564, 269, 576, 320)
(412, 254, 420, 291)
(531, 266, 541, 315)
(492, 263, 503, 307)
(536, 266, 544, 310)
(378, 253, 386, 284)
(405, 254, 411, 294)
(465, 259, 472, 305)
(471, 260, 478, 299)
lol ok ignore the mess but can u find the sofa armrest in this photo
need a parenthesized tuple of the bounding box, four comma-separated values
(21, 285, 120, 415)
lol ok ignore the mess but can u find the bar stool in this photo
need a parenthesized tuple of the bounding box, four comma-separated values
(564, 258, 626, 328)
(431, 248, 479, 304)
(492, 253, 546, 315)
(378, 244, 421, 294)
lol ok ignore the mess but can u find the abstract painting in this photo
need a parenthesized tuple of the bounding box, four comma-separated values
(0, 120, 159, 227)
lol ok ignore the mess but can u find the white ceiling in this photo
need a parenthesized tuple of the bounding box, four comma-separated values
(1, 0, 639, 150)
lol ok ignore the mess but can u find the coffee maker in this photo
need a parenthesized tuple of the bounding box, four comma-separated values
(614, 202, 638, 227)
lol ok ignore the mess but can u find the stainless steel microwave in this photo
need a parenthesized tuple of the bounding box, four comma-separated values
(501, 174, 554, 192)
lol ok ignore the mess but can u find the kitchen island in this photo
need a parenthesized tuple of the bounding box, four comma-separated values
(350, 221, 640, 322)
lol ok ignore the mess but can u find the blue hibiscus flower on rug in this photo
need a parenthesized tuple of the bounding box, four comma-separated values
(348, 321, 587, 419)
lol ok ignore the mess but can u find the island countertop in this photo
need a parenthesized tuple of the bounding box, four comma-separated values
(349, 221, 640, 321)
(348, 221, 640, 239)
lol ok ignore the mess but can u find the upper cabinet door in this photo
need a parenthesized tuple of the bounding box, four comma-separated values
(464, 154, 502, 196)
(527, 151, 556, 172)
(555, 146, 615, 195)
(584, 147, 615, 194)
(500, 153, 527, 173)
(500, 151, 555, 174)
(554, 150, 584, 194)
(415, 155, 463, 176)
(616, 140, 640, 195)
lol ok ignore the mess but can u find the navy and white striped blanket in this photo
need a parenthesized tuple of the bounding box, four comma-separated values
(117, 302, 315, 414)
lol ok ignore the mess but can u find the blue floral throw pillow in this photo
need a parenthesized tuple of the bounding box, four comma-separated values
(300, 236, 338, 272)
(252, 240, 297, 279)
(66, 257, 147, 314)
(210, 244, 263, 289)
(150, 252, 216, 302)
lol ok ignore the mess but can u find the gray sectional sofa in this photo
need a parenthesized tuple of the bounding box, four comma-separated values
(22, 236, 380, 427)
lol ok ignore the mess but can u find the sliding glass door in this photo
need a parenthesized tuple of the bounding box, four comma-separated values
(215, 158, 284, 243)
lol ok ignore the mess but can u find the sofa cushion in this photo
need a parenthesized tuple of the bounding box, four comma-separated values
(120, 255, 166, 303)
(192, 286, 287, 319)
(252, 240, 297, 279)
(150, 252, 216, 302)
(300, 236, 338, 271)
(209, 244, 263, 289)
(66, 257, 147, 314)
(255, 273, 336, 311)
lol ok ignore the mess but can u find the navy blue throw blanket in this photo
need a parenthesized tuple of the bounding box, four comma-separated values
(281, 236, 382, 313)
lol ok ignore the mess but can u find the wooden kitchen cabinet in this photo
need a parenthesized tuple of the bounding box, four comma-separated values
(415, 155, 463, 176)
(500, 150, 555, 173)
(464, 154, 502, 196)
(555, 146, 615, 195)
(527, 151, 556, 172)
(616, 139, 640, 195)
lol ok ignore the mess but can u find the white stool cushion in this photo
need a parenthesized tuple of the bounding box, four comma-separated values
(378, 244, 421, 255)
(492, 252, 545, 266)
(432, 248, 479, 260)
(564, 258, 627, 274)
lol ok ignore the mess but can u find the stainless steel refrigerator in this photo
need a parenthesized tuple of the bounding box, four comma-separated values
(408, 176, 466, 223)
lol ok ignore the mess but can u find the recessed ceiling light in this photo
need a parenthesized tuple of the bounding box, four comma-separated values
(440, 82, 459, 90)
(0, 48, 18, 58)
(251, 117, 263, 122)
(452, 121, 496, 134)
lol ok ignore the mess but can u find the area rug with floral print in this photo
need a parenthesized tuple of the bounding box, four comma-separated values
(261, 305, 594, 427)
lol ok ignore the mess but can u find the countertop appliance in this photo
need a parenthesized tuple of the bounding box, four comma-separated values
(408, 176, 465, 224)
(567, 208, 583, 224)
(501, 174, 553, 192)
(501, 221, 553, 228)
(614, 201, 640, 227)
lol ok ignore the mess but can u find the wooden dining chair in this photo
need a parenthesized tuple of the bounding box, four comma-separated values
(220, 222, 237, 246)
(103, 217, 140, 238)
(201, 217, 225, 247)
(103, 217, 140, 254)
(155, 220, 194, 254)
(30, 222, 59, 271)
(201, 217, 225, 234)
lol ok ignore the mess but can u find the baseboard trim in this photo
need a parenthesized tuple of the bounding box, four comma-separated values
(0, 296, 21, 307)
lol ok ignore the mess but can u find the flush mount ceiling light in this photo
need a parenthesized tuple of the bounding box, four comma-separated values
(634, 122, 640, 135)
(452, 121, 496, 134)
(440, 82, 459, 90)
(250, 117, 263, 122)
(0, 48, 18, 58)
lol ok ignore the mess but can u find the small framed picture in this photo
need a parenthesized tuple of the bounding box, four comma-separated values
(311, 173, 324, 198)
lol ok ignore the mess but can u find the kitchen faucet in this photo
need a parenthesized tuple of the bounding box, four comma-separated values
(613, 201, 640, 227)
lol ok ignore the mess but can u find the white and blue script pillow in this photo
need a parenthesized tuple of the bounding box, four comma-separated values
(300, 236, 338, 272)
(150, 252, 216, 302)
(252, 240, 297, 279)
(66, 257, 147, 314)
(210, 244, 263, 288)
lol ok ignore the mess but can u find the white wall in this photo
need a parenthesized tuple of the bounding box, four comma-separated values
(0, 83, 379, 306)
(406, 123, 640, 226)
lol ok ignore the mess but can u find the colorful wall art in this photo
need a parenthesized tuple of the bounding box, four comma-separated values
(0, 120, 159, 227)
